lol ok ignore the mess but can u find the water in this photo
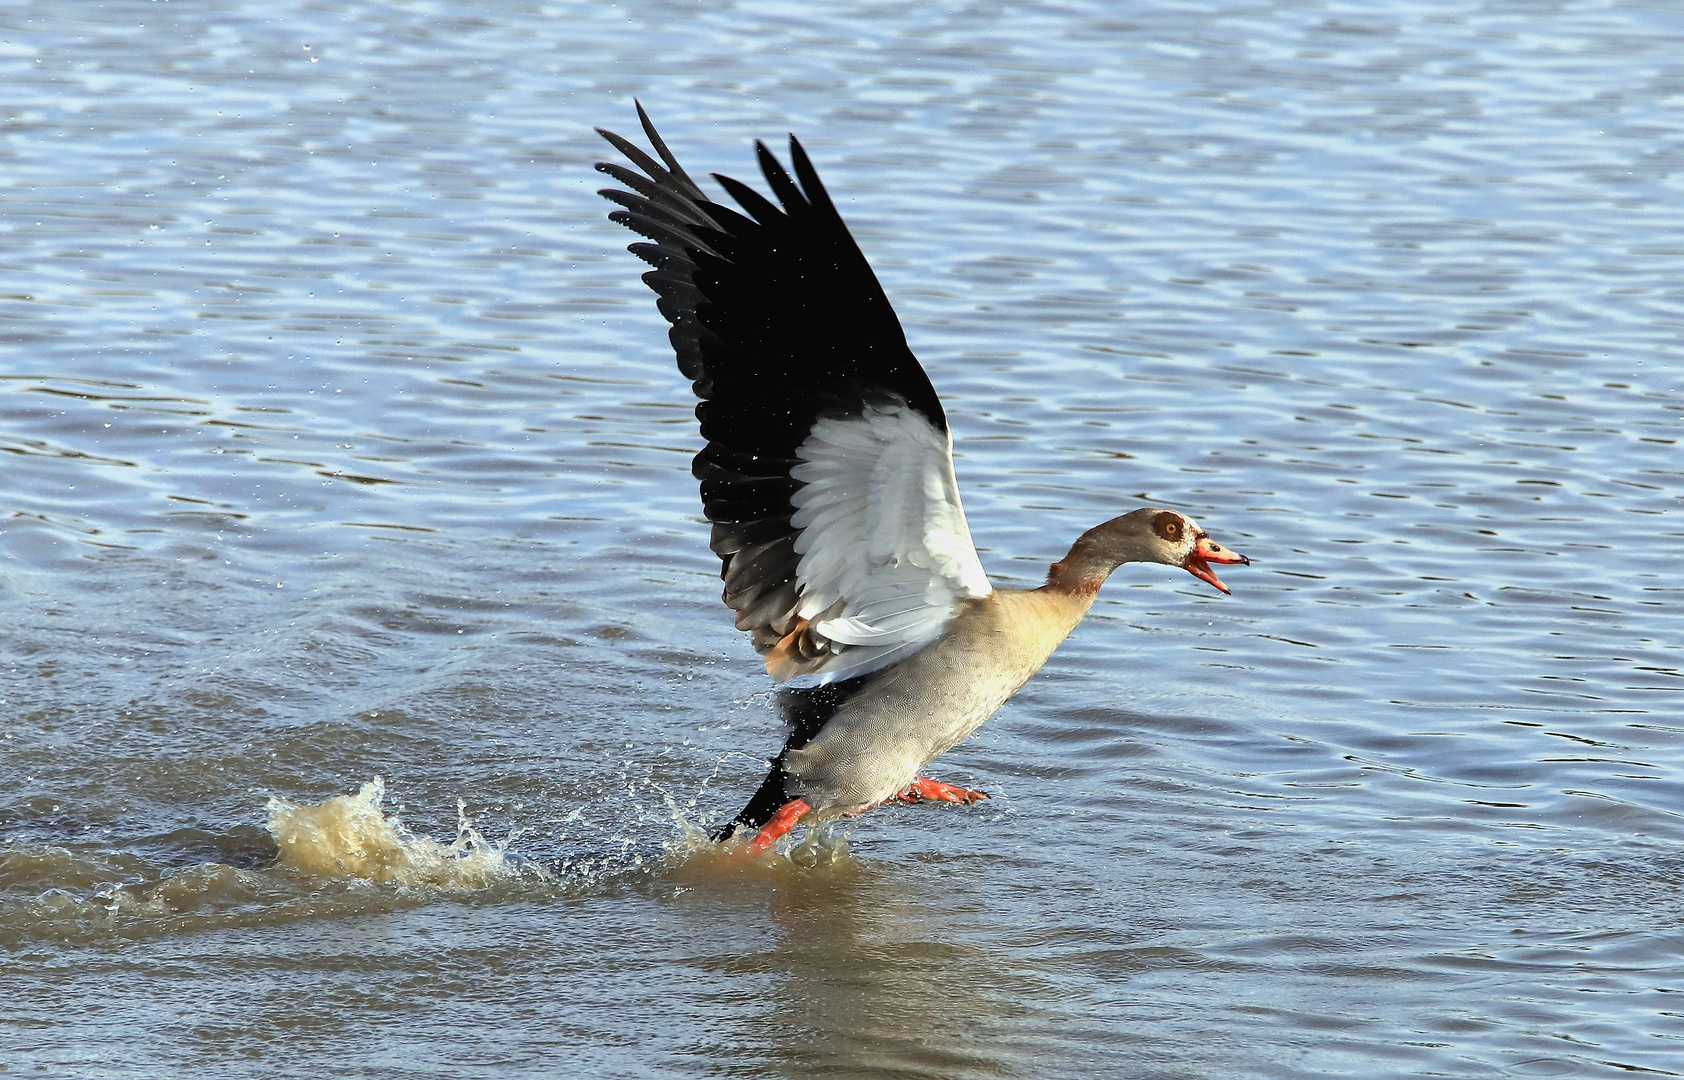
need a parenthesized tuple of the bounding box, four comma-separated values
(3, 0, 1681, 1075)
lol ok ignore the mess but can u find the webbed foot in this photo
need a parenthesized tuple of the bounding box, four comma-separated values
(890, 777, 990, 805)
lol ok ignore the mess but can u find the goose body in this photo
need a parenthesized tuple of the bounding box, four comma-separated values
(778, 588, 1092, 811)
(596, 107, 1249, 852)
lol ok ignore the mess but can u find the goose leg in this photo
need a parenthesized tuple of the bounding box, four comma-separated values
(890, 777, 990, 805)
(742, 780, 984, 856)
(745, 798, 811, 855)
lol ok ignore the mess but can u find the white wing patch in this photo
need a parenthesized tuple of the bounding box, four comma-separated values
(785, 400, 991, 683)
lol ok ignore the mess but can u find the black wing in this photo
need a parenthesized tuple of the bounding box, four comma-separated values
(596, 104, 946, 654)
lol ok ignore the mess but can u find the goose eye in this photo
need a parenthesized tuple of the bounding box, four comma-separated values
(1161, 519, 1180, 540)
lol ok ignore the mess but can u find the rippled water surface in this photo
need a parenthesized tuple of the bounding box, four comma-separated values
(4, 1, 1682, 1076)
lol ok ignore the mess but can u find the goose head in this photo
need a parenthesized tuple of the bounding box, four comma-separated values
(1049, 507, 1250, 594)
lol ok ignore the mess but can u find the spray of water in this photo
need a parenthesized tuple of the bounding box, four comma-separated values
(265, 777, 540, 888)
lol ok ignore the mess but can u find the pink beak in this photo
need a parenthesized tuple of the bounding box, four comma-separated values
(1183, 535, 1249, 594)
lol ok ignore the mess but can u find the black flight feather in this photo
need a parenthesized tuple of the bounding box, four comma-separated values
(596, 108, 945, 656)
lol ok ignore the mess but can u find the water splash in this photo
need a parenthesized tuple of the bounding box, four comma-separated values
(266, 777, 538, 888)
(651, 787, 856, 868)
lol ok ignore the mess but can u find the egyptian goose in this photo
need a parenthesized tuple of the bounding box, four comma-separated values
(596, 106, 1249, 855)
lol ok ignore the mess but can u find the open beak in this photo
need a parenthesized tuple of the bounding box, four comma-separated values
(1183, 535, 1250, 594)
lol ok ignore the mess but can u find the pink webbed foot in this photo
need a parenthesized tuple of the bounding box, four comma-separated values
(744, 798, 811, 856)
(890, 776, 990, 805)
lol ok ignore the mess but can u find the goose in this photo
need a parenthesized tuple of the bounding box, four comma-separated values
(595, 106, 1249, 855)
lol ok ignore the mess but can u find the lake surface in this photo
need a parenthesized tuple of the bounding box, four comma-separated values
(3, 0, 1682, 1076)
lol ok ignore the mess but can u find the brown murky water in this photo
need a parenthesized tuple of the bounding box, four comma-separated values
(3, 1, 1682, 1077)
